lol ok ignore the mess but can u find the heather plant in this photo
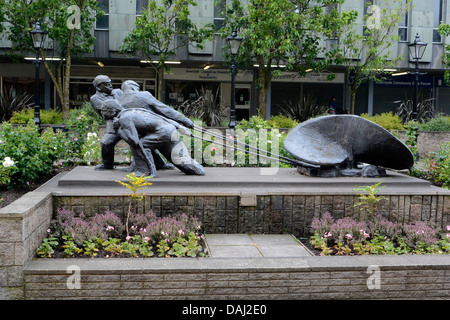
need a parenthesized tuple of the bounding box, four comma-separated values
(309, 212, 449, 256)
(37, 208, 205, 258)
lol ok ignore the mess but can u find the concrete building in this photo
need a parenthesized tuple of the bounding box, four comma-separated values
(1, 0, 450, 121)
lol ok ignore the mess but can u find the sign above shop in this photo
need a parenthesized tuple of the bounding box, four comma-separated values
(272, 72, 345, 83)
(164, 68, 254, 82)
(375, 74, 433, 88)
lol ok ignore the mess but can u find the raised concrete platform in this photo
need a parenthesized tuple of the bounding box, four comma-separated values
(39, 166, 450, 196)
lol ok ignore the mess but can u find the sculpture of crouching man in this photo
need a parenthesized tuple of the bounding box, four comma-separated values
(100, 99, 204, 178)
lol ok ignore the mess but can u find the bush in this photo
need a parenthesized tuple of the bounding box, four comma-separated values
(421, 142, 450, 189)
(0, 121, 67, 186)
(68, 102, 105, 126)
(267, 114, 299, 128)
(9, 108, 64, 124)
(360, 112, 405, 131)
(419, 115, 450, 132)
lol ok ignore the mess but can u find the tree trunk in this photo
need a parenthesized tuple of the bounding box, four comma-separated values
(257, 58, 272, 119)
(157, 64, 165, 101)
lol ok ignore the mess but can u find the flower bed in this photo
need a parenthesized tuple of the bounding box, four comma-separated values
(36, 208, 207, 259)
(309, 212, 450, 256)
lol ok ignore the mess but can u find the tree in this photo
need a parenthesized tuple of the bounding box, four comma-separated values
(334, 0, 410, 114)
(0, 0, 102, 120)
(120, 0, 215, 101)
(438, 23, 450, 84)
(220, 0, 344, 119)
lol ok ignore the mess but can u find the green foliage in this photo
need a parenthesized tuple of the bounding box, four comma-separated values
(0, 0, 102, 119)
(81, 131, 101, 166)
(36, 234, 59, 258)
(421, 142, 450, 190)
(279, 94, 328, 123)
(360, 112, 405, 131)
(335, 0, 411, 114)
(419, 115, 450, 132)
(65, 112, 99, 162)
(120, 0, 214, 99)
(404, 120, 419, 158)
(0, 87, 33, 122)
(220, 0, 345, 118)
(267, 115, 299, 129)
(68, 102, 105, 126)
(394, 95, 435, 124)
(0, 121, 67, 187)
(439, 23, 450, 85)
(116, 173, 153, 236)
(237, 115, 271, 130)
(9, 108, 64, 124)
(353, 182, 387, 223)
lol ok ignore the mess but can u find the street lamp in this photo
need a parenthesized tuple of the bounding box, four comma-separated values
(29, 20, 47, 127)
(408, 33, 428, 122)
(227, 29, 242, 129)
(407, 33, 427, 159)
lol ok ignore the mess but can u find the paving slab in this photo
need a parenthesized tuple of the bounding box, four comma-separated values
(205, 234, 313, 258)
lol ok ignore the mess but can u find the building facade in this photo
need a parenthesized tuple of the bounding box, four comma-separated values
(1, 0, 450, 121)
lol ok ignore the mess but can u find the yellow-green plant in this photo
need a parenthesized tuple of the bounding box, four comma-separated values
(353, 182, 387, 225)
(116, 173, 153, 236)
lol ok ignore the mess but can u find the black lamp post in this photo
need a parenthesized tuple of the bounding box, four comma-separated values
(407, 33, 427, 156)
(408, 33, 428, 122)
(227, 29, 242, 129)
(29, 20, 47, 127)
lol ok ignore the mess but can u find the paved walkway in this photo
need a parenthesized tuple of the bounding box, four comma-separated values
(204, 234, 314, 258)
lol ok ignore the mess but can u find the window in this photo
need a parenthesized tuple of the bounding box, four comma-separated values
(433, 0, 443, 43)
(398, 1, 408, 42)
(136, 0, 148, 16)
(96, 0, 109, 30)
(213, 0, 226, 33)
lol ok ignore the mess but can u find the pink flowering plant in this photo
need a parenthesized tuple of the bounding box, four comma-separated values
(36, 208, 206, 258)
(310, 211, 450, 256)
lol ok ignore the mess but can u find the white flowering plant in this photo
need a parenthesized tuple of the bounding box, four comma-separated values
(81, 131, 101, 165)
(0, 156, 17, 185)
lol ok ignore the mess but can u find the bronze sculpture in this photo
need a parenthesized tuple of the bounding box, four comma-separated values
(90, 76, 204, 177)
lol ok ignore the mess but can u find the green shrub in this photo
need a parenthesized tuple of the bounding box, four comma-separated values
(0, 121, 67, 187)
(267, 114, 299, 128)
(419, 115, 450, 132)
(422, 142, 450, 189)
(67, 102, 105, 126)
(9, 108, 64, 124)
(360, 112, 405, 131)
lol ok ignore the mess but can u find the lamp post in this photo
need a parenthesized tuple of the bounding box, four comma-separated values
(407, 33, 427, 158)
(227, 29, 242, 129)
(29, 20, 47, 127)
(408, 33, 428, 122)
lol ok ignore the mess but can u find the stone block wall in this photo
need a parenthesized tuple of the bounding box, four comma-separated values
(397, 130, 450, 156)
(23, 256, 450, 300)
(0, 192, 53, 299)
(53, 193, 450, 238)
